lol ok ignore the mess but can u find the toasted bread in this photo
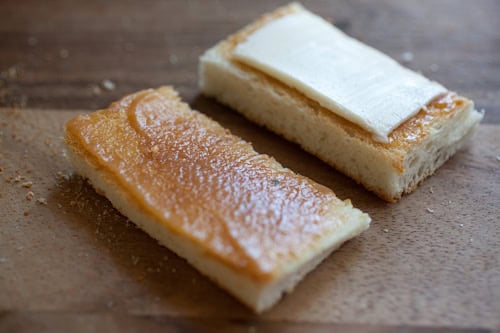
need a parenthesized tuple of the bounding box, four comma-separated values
(64, 86, 370, 312)
(199, 3, 483, 202)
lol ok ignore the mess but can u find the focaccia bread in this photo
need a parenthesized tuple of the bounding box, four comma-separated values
(64, 86, 370, 313)
(199, 3, 483, 202)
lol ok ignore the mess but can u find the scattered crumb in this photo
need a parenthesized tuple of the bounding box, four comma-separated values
(7, 67, 17, 79)
(430, 64, 439, 73)
(429, 187, 434, 194)
(383, 228, 389, 233)
(459, 223, 464, 227)
(21, 181, 33, 188)
(23, 211, 30, 216)
(101, 79, 115, 91)
(59, 49, 69, 59)
(92, 85, 102, 95)
(27, 36, 38, 46)
(426, 207, 434, 213)
(36, 197, 47, 205)
(14, 175, 23, 182)
(496, 156, 500, 162)
(124, 43, 135, 52)
(56, 171, 70, 181)
(169, 54, 178, 64)
(401, 51, 414, 63)
(25, 191, 34, 201)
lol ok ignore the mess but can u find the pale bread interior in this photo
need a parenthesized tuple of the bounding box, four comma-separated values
(199, 4, 483, 202)
(65, 117, 370, 313)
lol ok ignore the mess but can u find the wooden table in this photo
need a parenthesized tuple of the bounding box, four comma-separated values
(1, 1, 499, 332)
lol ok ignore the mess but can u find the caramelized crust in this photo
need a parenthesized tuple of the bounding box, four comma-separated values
(65, 86, 353, 281)
(216, 3, 472, 156)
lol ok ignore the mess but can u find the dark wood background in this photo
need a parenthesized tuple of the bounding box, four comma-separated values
(0, 0, 499, 123)
(1, 1, 499, 332)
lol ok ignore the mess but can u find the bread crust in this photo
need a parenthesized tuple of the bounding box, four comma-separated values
(64, 86, 370, 312)
(199, 3, 483, 202)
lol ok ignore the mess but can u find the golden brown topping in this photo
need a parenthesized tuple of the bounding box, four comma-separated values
(66, 87, 343, 281)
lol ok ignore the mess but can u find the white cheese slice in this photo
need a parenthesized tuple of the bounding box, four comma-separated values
(233, 10, 447, 142)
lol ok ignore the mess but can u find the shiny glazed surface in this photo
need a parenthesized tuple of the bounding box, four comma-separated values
(221, 4, 470, 152)
(66, 87, 346, 281)
(387, 93, 465, 147)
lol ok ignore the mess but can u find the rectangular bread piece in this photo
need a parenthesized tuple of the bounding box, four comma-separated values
(64, 86, 370, 313)
(199, 3, 483, 202)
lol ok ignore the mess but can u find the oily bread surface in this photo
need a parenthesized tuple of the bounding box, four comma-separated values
(64, 86, 370, 312)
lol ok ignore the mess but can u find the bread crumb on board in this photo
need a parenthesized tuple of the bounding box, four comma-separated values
(59, 48, 69, 59)
(21, 181, 33, 188)
(92, 85, 102, 95)
(429, 64, 439, 73)
(400, 51, 414, 63)
(426, 207, 434, 213)
(169, 54, 179, 64)
(101, 79, 116, 91)
(36, 197, 48, 205)
(27, 36, 38, 46)
(25, 191, 34, 201)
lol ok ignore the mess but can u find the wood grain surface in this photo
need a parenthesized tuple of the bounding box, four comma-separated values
(0, 109, 499, 332)
(1, 1, 499, 332)
(0, 0, 499, 123)
(0, 312, 493, 333)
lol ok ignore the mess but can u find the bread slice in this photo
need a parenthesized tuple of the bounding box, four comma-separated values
(64, 86, 370, 313)
(199, 3, 483, 202)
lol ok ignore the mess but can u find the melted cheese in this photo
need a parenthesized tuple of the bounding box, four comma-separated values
(233, 10, 447, 142)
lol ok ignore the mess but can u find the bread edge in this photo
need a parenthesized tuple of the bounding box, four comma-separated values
(64, 126, 370, 313)
(199, 33, 483, 202)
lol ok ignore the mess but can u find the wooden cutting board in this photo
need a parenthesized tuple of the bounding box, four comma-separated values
(0, 108, 498, 331)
